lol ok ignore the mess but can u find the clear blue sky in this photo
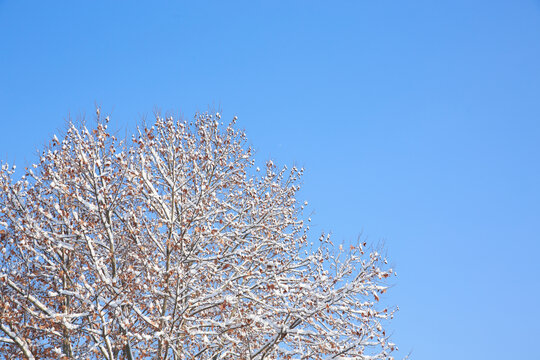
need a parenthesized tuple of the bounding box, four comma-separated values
(1, 1, 539, 359)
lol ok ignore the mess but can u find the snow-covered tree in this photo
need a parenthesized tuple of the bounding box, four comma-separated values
(0, 111, 398, 359)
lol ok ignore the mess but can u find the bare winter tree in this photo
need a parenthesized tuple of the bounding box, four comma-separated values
(0, 111, 398, 359)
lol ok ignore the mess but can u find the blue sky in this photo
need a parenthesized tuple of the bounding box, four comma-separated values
(1, 1, 540, 359)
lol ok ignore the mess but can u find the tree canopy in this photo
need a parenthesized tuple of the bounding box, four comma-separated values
(0, 112, 397, 359)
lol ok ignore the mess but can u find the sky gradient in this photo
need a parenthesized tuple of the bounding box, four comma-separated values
(1, 1, 540, 359)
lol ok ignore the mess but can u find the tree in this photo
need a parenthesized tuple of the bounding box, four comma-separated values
(0, 111, 398, 359)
